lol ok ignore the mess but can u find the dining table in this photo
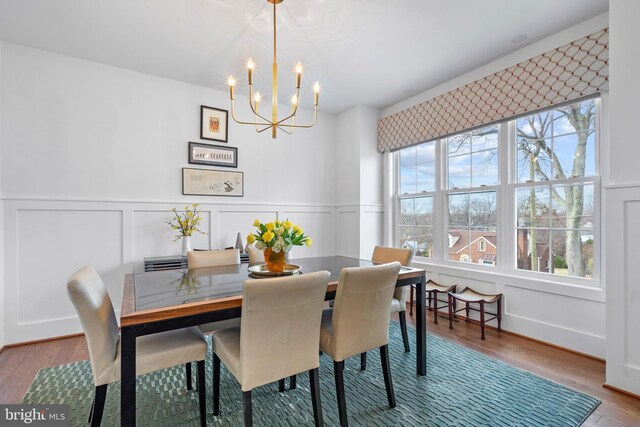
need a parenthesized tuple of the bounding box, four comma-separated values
(119, 255, 427, 427)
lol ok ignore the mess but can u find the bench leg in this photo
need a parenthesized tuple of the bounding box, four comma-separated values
(432, 290, 438, 324)
(465, 302, 470, 322)
(480, 301, 486, 340)
(497, 297, 503, 332)
(448, 294, 454, 329)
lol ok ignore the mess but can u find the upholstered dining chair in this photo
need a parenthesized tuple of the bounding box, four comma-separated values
(319, 262, 402, 427)
(187, 249, 242, 337)
(211, 271, 330, 427)
(67, 267, 208, 427)
(187, 248, 241, 269)
(370, 246, 413, 355)
(245, 244, 262, 266)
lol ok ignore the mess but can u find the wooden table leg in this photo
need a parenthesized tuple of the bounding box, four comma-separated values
(416, 272, 427, 376)
(121, 327, 137, 427)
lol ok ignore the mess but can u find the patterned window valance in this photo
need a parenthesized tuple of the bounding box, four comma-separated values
(377, 28, 609, 153)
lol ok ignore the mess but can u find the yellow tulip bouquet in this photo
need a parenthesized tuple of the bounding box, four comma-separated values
(247, 219, 312, 252)
(166, 203, 207, 241)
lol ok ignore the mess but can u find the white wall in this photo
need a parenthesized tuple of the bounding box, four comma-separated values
(380, 15, 610, 358)
(605, 0, 640, 395)
(0, 41, 5, 349)
(335, 106, 383, 260)
(0, 42, 337, 344)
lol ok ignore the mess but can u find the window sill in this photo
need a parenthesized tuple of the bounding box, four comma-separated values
(409, 257, 604, 303)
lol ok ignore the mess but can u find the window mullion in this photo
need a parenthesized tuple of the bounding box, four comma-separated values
(499, 121, 512, 272)
(434, 138, 444, 261)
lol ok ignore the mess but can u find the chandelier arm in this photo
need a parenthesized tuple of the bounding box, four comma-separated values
(278, 126, 293, 135)
(248, 86, 273, 124)
(230, 100, 272, 126)
(273, 89, 301, 126)
(256, 124, 275, 133)
(277, 106, 318, 129)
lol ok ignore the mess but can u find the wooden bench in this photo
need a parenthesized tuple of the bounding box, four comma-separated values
(410, 280, 457, 324)
(448, 287, 502, 340)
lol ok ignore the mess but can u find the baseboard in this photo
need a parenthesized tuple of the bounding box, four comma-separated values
(2, 332, 84, 349)
(419, 303, 606, 363)
(603, 384, 640, 401)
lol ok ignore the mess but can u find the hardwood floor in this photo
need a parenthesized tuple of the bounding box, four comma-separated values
(1, 310, 638, 426)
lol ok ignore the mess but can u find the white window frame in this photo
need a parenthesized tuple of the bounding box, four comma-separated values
(392, 97, 602, 288)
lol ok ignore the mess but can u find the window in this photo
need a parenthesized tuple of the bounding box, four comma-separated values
(515, 99, 597, 278)
(397, 141, 436, 257)
(446, 126, 498, 266)
(394, 98, 599, 283)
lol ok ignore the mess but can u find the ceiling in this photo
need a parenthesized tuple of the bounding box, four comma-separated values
(0, 0, 608, 115)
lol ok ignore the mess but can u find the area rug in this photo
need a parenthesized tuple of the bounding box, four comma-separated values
(22, 325, 599, 426)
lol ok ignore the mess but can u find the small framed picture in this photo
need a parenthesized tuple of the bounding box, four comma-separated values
(200, 105, 228, 142)
(182, 168, 243, 197)
(188, 142, 237, 168)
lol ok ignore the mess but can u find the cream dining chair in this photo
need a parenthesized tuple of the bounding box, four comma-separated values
(187, 248, 241, 269)
(211, 271, 330, 426)
(67, 267, 208, 427)
(245, 244, 262, 266)
(319, 262, 402, 427)
(186, 249, 242, 336)
(370, 246, 414, 357)
(186, 249, 243, 387)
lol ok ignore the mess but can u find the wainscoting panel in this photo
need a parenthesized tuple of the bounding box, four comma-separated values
(412, 261, 606, 358)
(281, 210, 335, 258)
(336, 210, 359, 258)
(216, 209, 279, 251)
(132, 209, 211, 272)
(360, 208, 384, 259)
(16, 209, 123, 326)
(2, 199, 339, 344)
(605, 185, 640, 394)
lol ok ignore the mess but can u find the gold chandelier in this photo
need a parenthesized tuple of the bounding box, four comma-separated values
(227, 0, 320, 139)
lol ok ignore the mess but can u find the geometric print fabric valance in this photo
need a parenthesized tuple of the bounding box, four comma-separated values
(377, 28, 609, 153)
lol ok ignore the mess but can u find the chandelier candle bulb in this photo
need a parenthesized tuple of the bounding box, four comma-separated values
(313, 82, 320, 106)
(228, 76, 236, 100)
(295, 62, 303, 88)
(247, 58, 254, 85)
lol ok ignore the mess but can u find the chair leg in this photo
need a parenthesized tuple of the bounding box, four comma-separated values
(279, 379, 286, 392)
(334, 360, 348, 427)
(213, 353, 221, 416)
(409, 285, 415, 316)
(90, 384, 108, 427)
(88, 393, 94, 423)
(186, 362, 193, 390)
(197, 360, 206, 427)
(398, 311, 410, 352)
(243, 390, 253, 427)
(497, 297, 503, 332)
(380, 345, 396, 408)
(290, 375, 297, 390)
(360, 352, 366, 371)
(427, 291, 432, 311)
(448, 294, 454, 329)
(309, 368, 324, 427)
(480, 301, 486, 340)
(432, 290, 439, 324)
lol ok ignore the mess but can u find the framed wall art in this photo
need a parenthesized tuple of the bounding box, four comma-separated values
(200, 105, 228, 142)
(182, 167, 243, 197)
(188, 142, 237, 168)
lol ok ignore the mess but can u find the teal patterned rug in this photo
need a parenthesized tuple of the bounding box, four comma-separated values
(22, 325, 599, 426)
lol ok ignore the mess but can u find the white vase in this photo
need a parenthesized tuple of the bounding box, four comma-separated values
(182, 235, 192, 256)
